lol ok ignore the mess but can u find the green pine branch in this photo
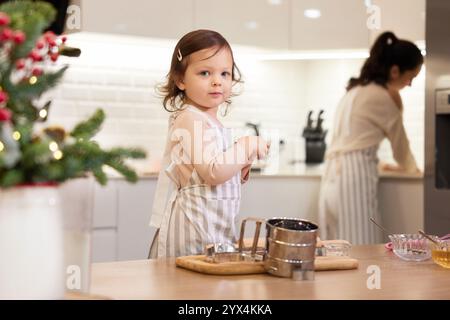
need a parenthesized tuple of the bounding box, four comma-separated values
(106, 147, 147, 160)
(70, 109, 105, 140)
(21, 139, 52, 168)
(106, 159, 138, 183)
(0, 169, 24, 188)
(92, 167, 107, 186)
(0, 1, 148, 188)
(11, 66, 68, 100)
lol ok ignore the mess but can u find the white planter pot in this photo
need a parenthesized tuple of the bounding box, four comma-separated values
(60, 178, 94, 294)
(0, 184, 65, 299)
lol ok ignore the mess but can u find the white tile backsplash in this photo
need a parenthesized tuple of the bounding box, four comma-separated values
(48, 33, 425, 172)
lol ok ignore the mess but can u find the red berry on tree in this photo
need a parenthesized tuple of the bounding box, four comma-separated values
(0, 13, 10, 26)
(29, 50, 42, 62)
(0, 108, 12, 122)
(13, 31, 26, 44)
(15, 59, 26, 70)
(36, 40, 45, 49)
(50, 53, 59, 62)
(32, 68, 43, 76)
(44, 31, 55, 41)
(0, 91, 9, 104)
(0, 28, 13, 41)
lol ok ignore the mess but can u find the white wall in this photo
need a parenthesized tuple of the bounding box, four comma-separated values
(45, 32, 425, 171)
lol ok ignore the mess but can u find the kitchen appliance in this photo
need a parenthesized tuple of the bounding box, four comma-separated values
(302, 110, 327, 163)
(203, 217, 319, 280)
(424, 0, 450, 235)
(264, 218, 318, 280)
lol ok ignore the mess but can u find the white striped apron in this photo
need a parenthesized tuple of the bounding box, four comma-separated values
(149, 109, 241, 258)
(318, 88, 383, 245)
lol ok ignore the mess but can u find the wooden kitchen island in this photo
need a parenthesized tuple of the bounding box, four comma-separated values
(89, 245, 450, 300)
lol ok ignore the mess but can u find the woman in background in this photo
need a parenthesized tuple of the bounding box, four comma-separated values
(318, 31, 423, 245)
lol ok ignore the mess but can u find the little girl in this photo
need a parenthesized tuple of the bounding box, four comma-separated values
(149, 30, 269, 258)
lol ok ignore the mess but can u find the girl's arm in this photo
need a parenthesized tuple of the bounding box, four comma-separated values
(173, 111, 267, 185)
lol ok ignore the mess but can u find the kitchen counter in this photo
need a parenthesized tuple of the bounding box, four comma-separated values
(89, 245, 449, 299)
(112, 163, 423, 180)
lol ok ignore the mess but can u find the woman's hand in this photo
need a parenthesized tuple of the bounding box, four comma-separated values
(379, 162, 422, 175)
(379, 162, 401, 172)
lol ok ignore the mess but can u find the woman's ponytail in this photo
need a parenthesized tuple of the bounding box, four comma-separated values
(347, 31, 423, 91)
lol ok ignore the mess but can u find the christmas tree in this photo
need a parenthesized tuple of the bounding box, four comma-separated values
(0, 0, 146, 188)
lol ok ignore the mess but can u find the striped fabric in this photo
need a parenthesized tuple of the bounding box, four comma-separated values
(149, 112, 241, 258)
(319, 145, 383, 245)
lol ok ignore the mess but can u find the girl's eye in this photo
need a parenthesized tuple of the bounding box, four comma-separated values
(199, 71, 210, 76)
(221, 71, 231, 77)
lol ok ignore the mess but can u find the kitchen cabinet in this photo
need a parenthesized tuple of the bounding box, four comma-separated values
(90, 178, 156, 262)
(90, 183, 118, 262)
(116, 179, 157, 261)
(369, 0, 425, 44)
(290, 0, 370, 50)
(194, 0, 290, 49)
(92, 183, 118, 228)
(77, 0, 369, 50)
(79, 0, 194, 40)
(91, 229, 117, 263)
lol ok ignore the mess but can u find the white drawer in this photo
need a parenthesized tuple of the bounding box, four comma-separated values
(91, 229, 117, 262)
(92, 183, 118, 228)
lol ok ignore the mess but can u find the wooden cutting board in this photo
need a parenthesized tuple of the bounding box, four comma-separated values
(175, 255, 358, 275)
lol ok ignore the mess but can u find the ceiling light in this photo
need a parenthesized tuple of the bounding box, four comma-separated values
(267, 0, 283, 5)
(257, 50, 370, 61)
(304, 9, 321, 19)
(244, 21, 259, 30)
(364, 0, 373, 8)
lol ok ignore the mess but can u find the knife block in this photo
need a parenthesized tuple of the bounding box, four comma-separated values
(305, 139, 326, 164)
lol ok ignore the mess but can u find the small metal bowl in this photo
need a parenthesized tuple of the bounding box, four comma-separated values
(204, 243, 264, 263)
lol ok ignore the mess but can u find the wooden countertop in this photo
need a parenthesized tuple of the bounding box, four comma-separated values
(89, 245, 449, 300)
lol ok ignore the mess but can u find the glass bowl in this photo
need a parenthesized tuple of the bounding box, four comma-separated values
(388, 234, 431, 261)
(430, 240, 450, 269)
(323, 242, 351, 257)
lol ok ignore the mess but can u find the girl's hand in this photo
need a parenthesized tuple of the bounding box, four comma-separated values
(241, 164, 251, 183)
(237, 136, 270, 161)
(255, 136, 270, 160)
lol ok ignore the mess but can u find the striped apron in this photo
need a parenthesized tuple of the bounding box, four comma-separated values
(318, 87, 382, 245)
(149, 111, 241, 258)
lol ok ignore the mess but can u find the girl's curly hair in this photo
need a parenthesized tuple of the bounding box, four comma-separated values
(157, 29, 242, 112)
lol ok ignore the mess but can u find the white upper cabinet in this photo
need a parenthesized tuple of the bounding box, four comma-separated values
(80, 0, 194, 40)
(369, 0, 425, 44)
(194, 0, 291, 49)
(77, 0, 425, 50)
(290, 0, 369, 50)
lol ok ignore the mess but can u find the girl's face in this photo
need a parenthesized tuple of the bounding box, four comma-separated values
(177, 46, 233, 112)
(388, 64, 422, 91)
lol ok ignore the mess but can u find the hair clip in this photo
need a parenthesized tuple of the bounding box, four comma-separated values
(177, 49, 183, 62)
(387, 37, 393, 45)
